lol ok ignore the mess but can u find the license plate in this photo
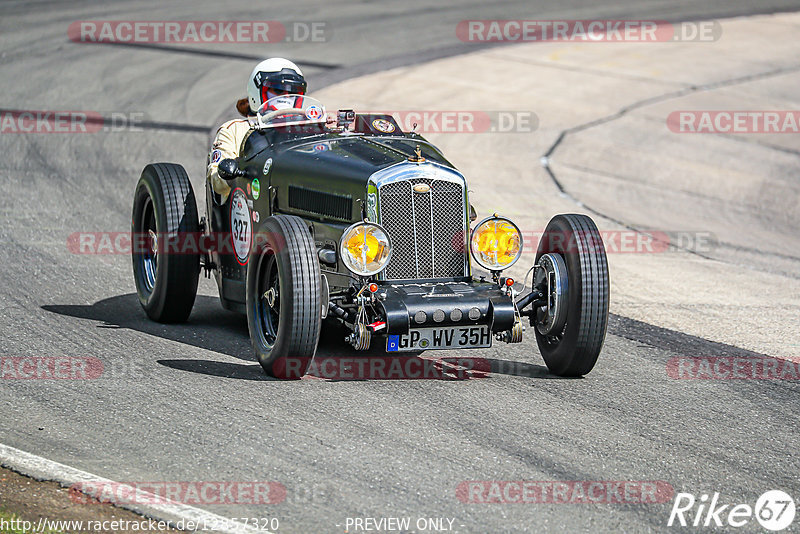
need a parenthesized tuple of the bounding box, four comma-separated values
(387, 325, 492, 352)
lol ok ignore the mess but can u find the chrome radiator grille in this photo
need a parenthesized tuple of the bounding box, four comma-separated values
(378, 177, 467, 279)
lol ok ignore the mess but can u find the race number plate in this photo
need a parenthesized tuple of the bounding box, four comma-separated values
(387, 325, 492, 352)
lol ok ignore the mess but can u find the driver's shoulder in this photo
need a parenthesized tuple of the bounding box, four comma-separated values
(216, 118, 251, 135)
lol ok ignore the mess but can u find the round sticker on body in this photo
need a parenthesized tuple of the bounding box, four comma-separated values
(371, 118, 395, 133)
(229, 188, 252, 266)
(305, 105, 323, 121)
(252, 178, 260, 200)
(263, 157, 273, 176)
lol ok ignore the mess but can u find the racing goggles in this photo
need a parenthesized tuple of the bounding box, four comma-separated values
(257, 71, 307, 101)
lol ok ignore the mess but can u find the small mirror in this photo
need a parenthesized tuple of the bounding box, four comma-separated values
(218, 158, 241, 181)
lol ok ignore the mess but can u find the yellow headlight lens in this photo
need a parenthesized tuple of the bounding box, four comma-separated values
(470, 217, 523, 271)
(345, 232, 380, 263)
(340, 222, 392, 276)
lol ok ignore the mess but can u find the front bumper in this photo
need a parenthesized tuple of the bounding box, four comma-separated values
(375, 280, 516, 335)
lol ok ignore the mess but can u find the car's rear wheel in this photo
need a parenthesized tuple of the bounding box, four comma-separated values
(131, 163, 200, 323)
(246, 215, 322, 379)
(534, 214, 609, 376)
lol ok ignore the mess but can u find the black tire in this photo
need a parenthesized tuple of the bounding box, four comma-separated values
(246, 215, 322, 379)
(131, 163, 200, 323)
(534, 214, 609, 376)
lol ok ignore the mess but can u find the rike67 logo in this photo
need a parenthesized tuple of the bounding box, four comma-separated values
(668, 490, 795, 531)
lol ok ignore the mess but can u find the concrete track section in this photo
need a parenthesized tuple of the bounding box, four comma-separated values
(1, 2, 800, 533)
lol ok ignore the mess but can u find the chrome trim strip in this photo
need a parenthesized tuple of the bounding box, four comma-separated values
(368, 160, 466, 188)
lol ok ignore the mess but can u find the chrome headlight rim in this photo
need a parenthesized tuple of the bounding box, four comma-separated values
(469, 215, 524, 272)
(339, 221, 393, 277)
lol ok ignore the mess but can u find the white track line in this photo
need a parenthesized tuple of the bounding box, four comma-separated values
(0, 443, 266, 534)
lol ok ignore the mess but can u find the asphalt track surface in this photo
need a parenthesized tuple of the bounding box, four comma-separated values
(1, 1, 800, 533)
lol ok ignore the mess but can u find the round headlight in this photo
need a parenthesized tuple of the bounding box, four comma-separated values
(340, 222, 392, 276)
(470, 216, 523, 271)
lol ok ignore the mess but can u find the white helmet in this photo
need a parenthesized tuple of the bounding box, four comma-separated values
(246, 58, 307, 113)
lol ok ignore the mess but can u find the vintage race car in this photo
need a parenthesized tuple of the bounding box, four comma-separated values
(131, 95, 609, 379)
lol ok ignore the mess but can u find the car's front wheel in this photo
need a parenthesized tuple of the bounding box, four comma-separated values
(533, 214, 609, 376)
(246, 215, 322, 379)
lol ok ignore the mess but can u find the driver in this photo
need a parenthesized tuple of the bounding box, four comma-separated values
(207, 58, 307, 201)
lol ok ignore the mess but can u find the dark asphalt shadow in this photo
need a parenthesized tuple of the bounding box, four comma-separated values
(155, 355, 554, 382)
(42, 293, 556, 381)
(158, 350, 560, 382)
(607, 313, 774, 359)
(482, 358, 557, 379)
(42, 293, 253, 361)
(157, 359, 273, 381)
